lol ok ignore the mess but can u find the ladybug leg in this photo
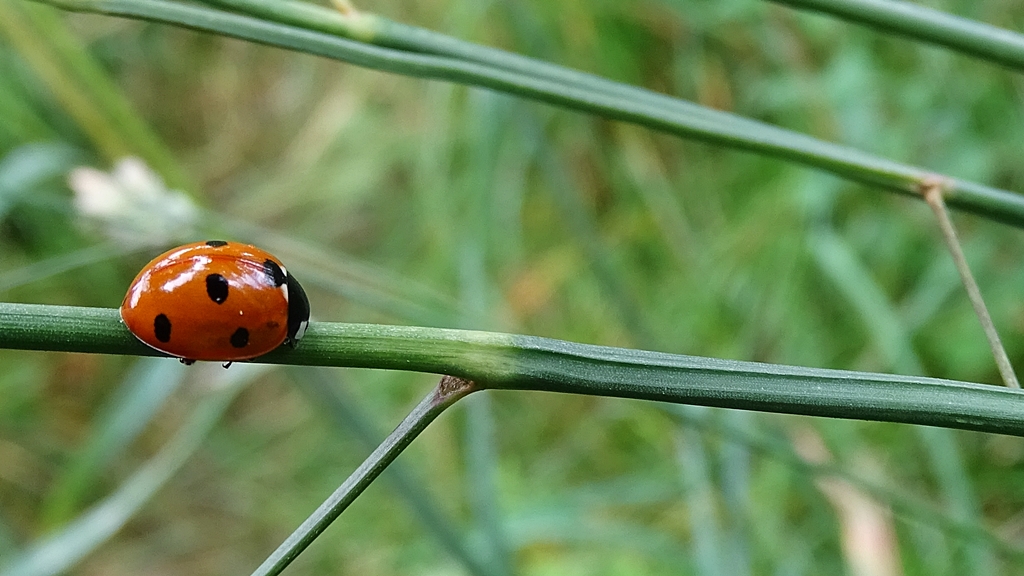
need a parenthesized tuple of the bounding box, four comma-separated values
(222, 362, 233, 369)
(179, 358, 196, 366)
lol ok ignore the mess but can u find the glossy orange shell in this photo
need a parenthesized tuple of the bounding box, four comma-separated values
(120, 241, 291, 361)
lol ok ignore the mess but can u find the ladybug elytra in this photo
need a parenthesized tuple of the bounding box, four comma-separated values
(120, 240, 310, 364)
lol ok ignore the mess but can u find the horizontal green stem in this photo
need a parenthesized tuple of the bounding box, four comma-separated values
(767, 0, 1024, 72)
(4, 303, 1024, 436)
(25, 0, 1024, 227)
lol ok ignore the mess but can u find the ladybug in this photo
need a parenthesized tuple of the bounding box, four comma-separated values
(120, 240, 310, 365)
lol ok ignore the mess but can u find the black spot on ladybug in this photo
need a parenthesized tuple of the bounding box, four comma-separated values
(154, 314, 172, 342)
(206, 240, 228, 247)
(206, 273, 229, 304)
(230, 327, 249, 348)
(263, 259, 287, 287)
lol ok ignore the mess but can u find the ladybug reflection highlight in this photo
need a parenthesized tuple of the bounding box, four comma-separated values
(120, 240, 310, 364)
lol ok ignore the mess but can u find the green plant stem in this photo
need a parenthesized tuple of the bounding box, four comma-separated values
(194, 0, 737, 128)
(765, 0, 1024, 72)
(5, 303, 1024, 436)
(249, 375, 478, 576)
(291, 367, 497, 576)
(24, 0, 1024, 228)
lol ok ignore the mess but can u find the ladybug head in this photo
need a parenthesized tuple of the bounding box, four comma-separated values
(285, 273, 310, 347)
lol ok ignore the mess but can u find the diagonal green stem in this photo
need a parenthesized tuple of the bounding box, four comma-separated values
(766, 0, 1024, 72)
(23, 0, 1024, 227)
(249, 375, 478, 576)
(194, 0, 744, 129)
(291, 367, 497, 576)
(4, 303, 1024, 436)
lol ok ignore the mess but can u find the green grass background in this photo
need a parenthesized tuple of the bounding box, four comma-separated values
(2, 0, 1024, 574)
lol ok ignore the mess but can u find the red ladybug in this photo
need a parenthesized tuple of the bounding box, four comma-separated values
(120, 240, 310, 364)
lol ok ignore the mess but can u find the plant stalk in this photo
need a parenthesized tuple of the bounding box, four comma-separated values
(249, 375, 478, 576)
(23, 0, 1024, 228)
(766, 0, 1024, 72)
(4, 303, 1024, 436)
(922, 181, 1019, 388)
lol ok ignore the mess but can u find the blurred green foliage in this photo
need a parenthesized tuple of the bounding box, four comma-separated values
(2, 0, 1024, 574)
